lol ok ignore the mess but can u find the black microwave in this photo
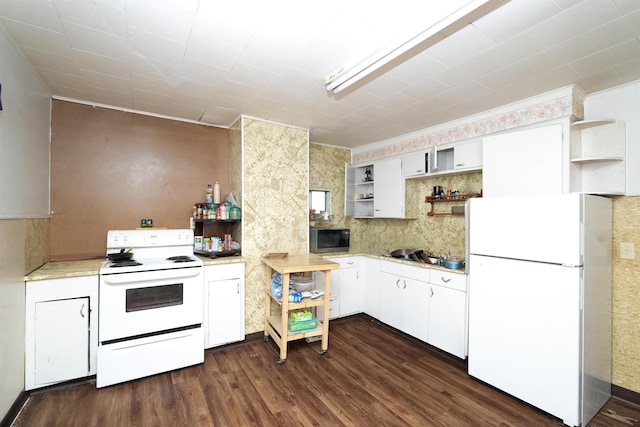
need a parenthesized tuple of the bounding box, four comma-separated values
(310, 228, 350, 253)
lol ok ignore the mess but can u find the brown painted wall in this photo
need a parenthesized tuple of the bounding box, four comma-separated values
(50, 100, 230, 260)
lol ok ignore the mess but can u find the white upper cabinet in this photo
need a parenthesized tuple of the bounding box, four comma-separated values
(570, 120, 625, 195)
(453, 139, 483, 171)
(583, 80, 639, 195)
(402, 149, 430, 177)
(482, 122, 566, 197)
(483, 118, 627, 197)
(345, 158, 405, 218)
(431, 139, 482, 175)
(373, 157, 404, 218)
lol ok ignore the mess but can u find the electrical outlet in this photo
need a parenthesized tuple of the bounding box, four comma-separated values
(620, 242, 635, 260)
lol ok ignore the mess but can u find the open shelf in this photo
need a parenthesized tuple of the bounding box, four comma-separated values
(424, 192, 481, 216)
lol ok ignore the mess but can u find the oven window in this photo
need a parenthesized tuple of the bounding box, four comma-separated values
(126, 284, 183, 312)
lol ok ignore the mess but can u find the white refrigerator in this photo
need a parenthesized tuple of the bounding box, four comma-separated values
(467, 193, 612, 427)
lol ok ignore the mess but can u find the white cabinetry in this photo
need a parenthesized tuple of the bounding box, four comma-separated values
(379, 261, 430, 342)
(483, 123, 566, 197)
(315, 256, 361, 320)
(428, 270, 467, 358)
(25, 276, 98, 390)
(432, 139, 482, 175)
(402, 149, 430, 177)
(483, 119, 626, 197)
(377, 261, 467, 358)
(345, 158, 404, 218)
(362, 257, 380, 319)
(570, 120, 625, 195)
(204, 263, 245, 348)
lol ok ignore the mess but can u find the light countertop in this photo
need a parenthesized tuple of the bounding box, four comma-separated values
(25, 259, 106, 281)
(317, 251, 467, 274)
(25, 255, 246, 281)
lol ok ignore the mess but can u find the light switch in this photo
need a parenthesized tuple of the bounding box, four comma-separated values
(620, 242, 635, 260)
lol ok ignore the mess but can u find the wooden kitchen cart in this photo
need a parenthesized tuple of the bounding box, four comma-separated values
(261, 254, 339, 364)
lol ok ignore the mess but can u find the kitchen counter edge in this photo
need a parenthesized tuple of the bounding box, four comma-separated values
(25, 256, 246, 281)
(318, 252, 466, 274)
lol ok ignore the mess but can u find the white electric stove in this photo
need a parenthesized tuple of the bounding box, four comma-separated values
(97, 229, 204, 388)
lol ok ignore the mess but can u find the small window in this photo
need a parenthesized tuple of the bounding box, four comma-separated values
(309, 189, 331, 215)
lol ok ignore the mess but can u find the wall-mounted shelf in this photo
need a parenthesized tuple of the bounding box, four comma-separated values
(424, 193, 481, 216)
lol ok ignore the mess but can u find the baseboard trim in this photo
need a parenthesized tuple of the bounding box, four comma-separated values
(1, 390, 28, 427)
(612, 384, 640, 407)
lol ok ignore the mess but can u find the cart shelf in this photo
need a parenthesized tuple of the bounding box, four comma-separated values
(261, 254, 339, 364)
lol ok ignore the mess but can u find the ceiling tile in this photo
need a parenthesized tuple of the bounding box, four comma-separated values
(54, 0, 127, 37)
(20, 46, 82, 75)
(62, 20, 129, 61)
(0, 0, 64, 32)
(128, 27, 187, 65)
(3, 0, 640, 148)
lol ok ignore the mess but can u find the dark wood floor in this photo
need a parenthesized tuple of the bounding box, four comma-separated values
(12, 316, 640, 426)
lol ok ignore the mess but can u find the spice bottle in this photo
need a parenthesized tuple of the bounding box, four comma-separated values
(206, 184, 213, 203)
(213, 182, 220, 204)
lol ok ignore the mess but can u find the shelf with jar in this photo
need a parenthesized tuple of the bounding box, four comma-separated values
(424, 192, 482, 216)
(192, 202, 241, 258)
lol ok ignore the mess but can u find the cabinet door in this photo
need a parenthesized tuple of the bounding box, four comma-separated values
(379, 272, 403, 330)
(402, 278, 429, 343)
(362, 258, 380, 318)
(338, 267, 360, 316)
(428, 284, 466, 358)
(206, 278, 244, 348)
(402, 150, 429, 177)
(373, 157, 404, 218)
(454, 140, 482, 170)
(483, 123, 564, 197)
(34, 298, 89, 385)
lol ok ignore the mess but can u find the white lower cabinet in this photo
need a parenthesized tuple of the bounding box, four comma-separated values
(313, 256, 467, 359)
(362, 258, 380, 318)
(378, 260, 467, 358)
(379, 261, 430, 342)
(428, 270, 468, 358)
(315, 256, 361, 320)
(204, 263, 245, 348)
(25, 276, 98, 390)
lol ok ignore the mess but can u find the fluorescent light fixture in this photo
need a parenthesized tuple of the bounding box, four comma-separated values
(325, 0, 509, 94)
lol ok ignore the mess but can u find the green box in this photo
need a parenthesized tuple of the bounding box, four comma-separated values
(289, 310, 313, 323)
(288, 318, 317, 332)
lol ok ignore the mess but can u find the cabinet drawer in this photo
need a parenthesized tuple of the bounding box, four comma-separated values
(430, 270, 466, 292)
(329, 256, 361, 268)
(380, 260, 429, 282)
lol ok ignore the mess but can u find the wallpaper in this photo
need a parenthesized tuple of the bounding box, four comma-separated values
(612, 195, 640, 391)
(240, 117, 309, 334)
(309, 143, 351, 230)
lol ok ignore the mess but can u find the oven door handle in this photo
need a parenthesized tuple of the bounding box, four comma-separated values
(101, 267, 202, 285)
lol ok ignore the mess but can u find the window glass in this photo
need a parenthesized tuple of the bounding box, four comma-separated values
(309, 190, 330, 214)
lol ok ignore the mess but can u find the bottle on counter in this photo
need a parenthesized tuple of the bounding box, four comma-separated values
(213, 182, 221, 204)
(220, 203, 227, 220)
(206, 184, 213, 203)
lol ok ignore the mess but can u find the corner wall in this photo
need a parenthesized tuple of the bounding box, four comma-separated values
(0, 23, 51, 421)
(240, 117, 309, 333)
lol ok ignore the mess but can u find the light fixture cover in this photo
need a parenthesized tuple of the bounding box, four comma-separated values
(325, 0, 509, 94)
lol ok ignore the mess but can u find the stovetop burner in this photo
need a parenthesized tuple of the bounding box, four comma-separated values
(167, 255, 196, 263)
(109, 260, 143, 267)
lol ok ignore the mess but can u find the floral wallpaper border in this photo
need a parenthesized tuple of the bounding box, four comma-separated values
(353, 86, 584, 164)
